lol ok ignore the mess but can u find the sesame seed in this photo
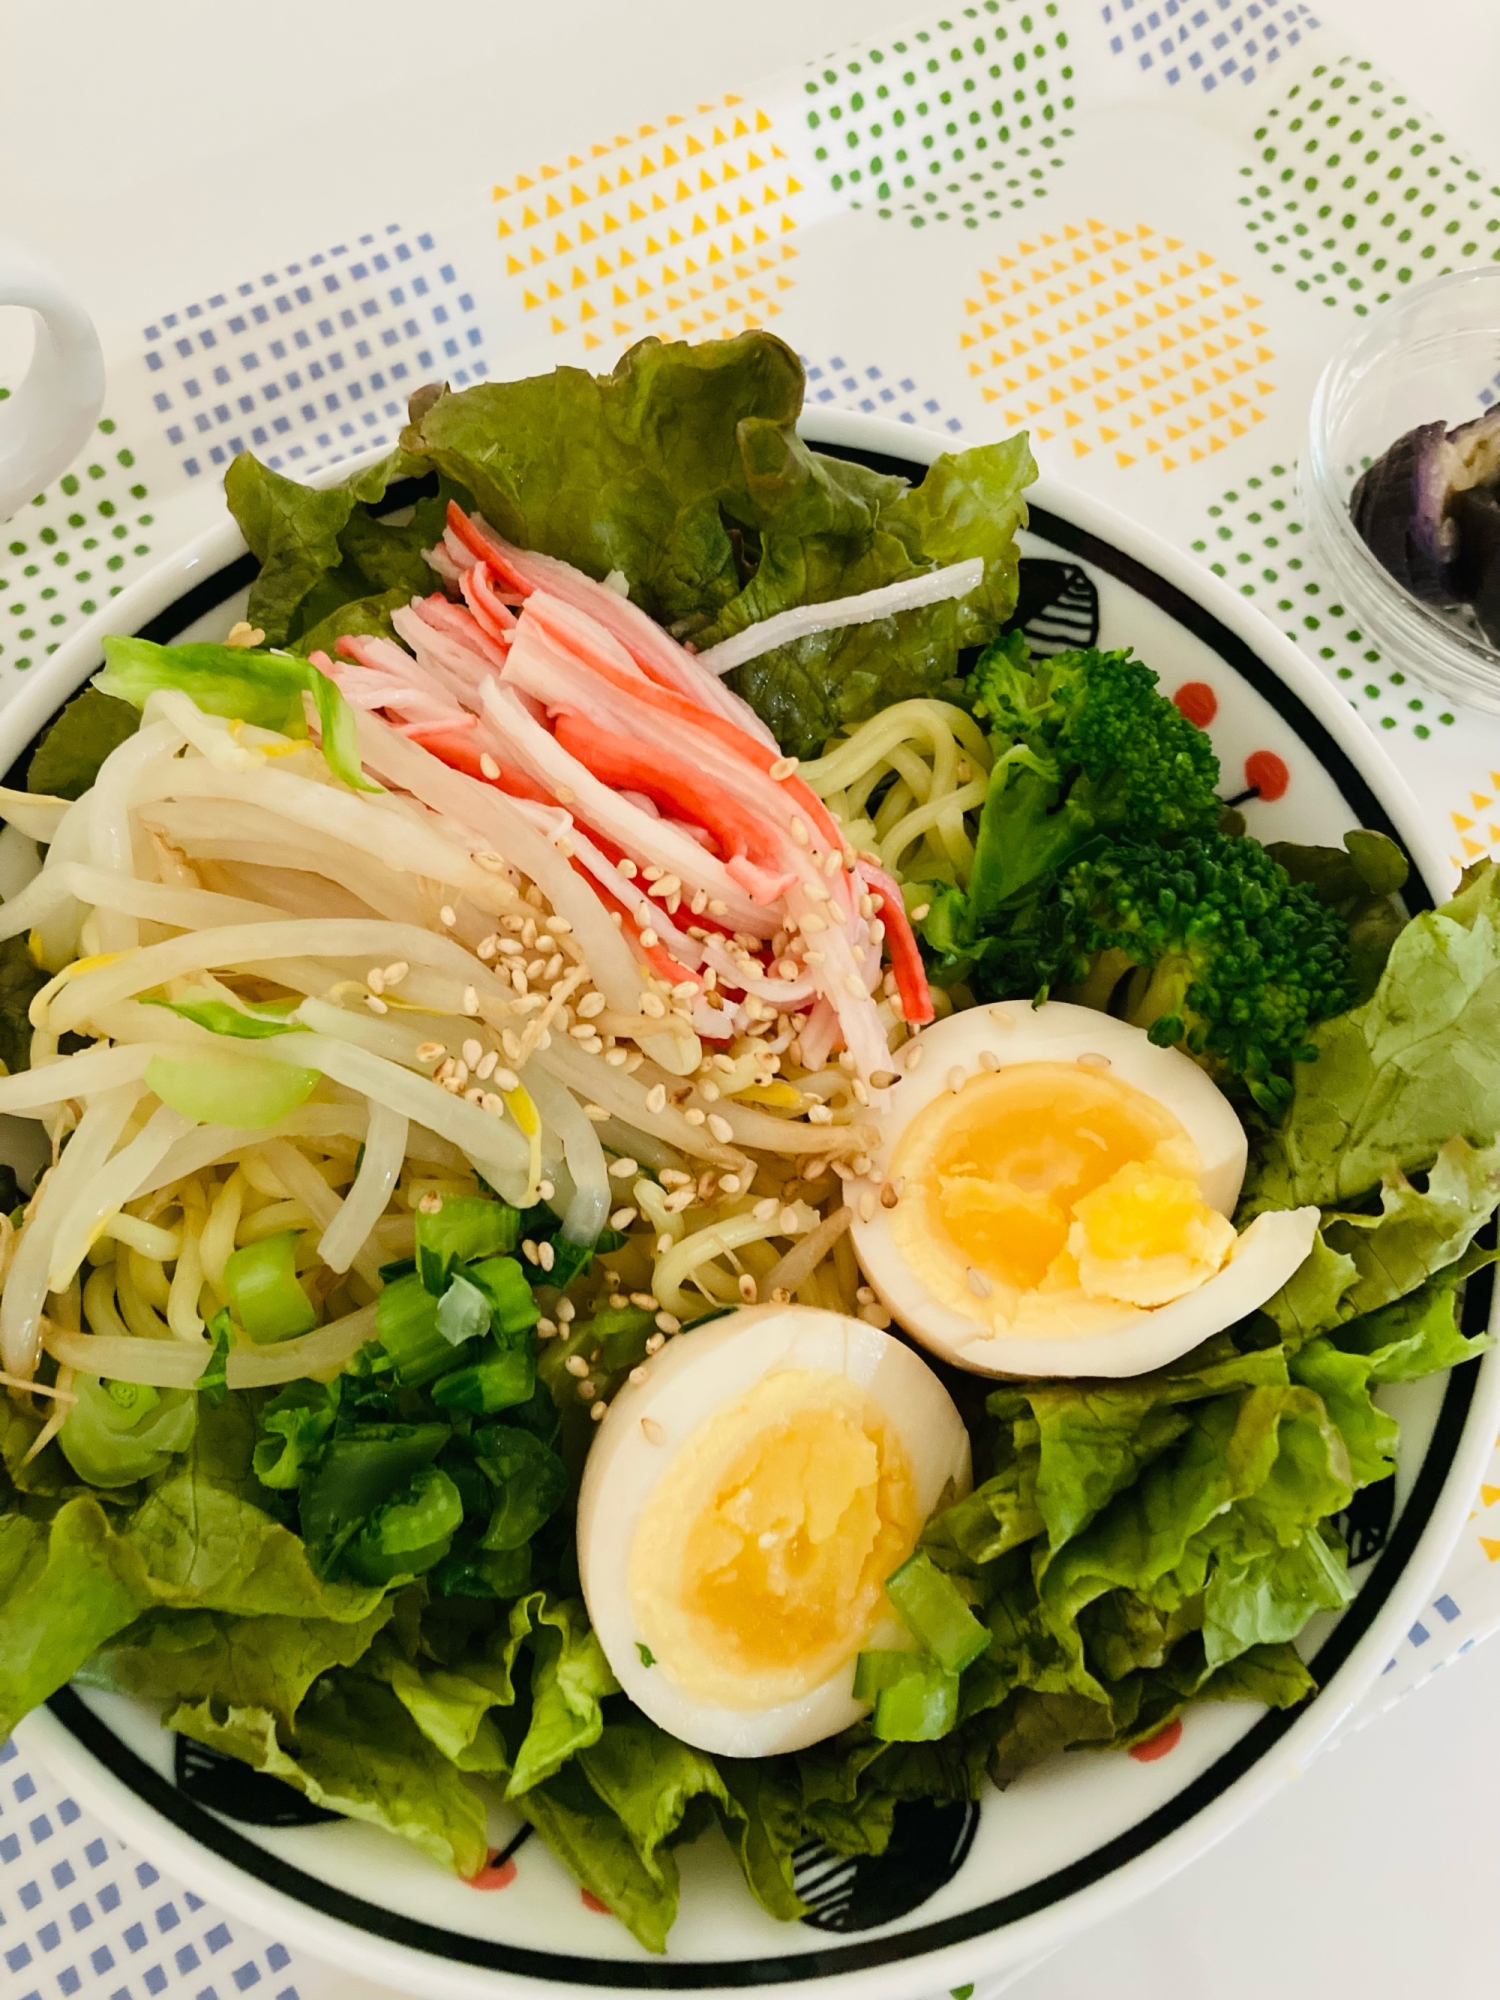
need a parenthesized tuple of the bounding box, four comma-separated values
(753, 1197, 778, 1221)
(948, 1065, 967, 1094)
(706, 1112, 734, 1143)
(538, 1179, 555, 1201)
(880, 1181, 900, 1209)
(641, 1415, 666, 1443)
(566, 1354, 590, 1377)
(779, 1205, 799, 1234)
(738, 1273, 758, 1304)
(365, 994, 389, 1014)
(910, 902, 931, 922)
(440, 905, 457, 927)
(417, 1192, 444, 1215)
(584, 1103, 610, 1121)
(493, 1067, 519, 1092)
(858, 1190, 878, 1223)
(465, 1086, 485, 1106)
(770, 1286, 792, 1305)
(770, 756, 798, 780)
(639, 927, 659, 949)
(845, 975, 866, 998)
(608, 1156, 639, 1179)
(989, 1006, 1016, 1028)
(366, 967, 386, 994)
(462, 986, 480, 1015)
(870, 1069, 898, 1089)
(708, 899, 729, 917)
(538, 1240, 555, 1272)
(629, 1367, 649, 1386)
(578, 991, 606, 1019)
(462, 1038, 483, 1067)
(808, 1103, 833, 1125)
(903, 1039, 925, 1070)
(556, 784, 576, 805)
(480, 752, 501, 780)
(979, 1049, 1000, 1072)
(824, 849, 842, 877)
(966, 1266, 993, 1298)
(482, 1091, 505, 1114)
(856, 1285, 876, 1305)
(609, 1207, 638, 1231)
(684, 1107, 707, 1126)
(1077, 1051, 1113, 1071)
(719, 1173, 741, 1195)
(645, 1084, 667, 1114)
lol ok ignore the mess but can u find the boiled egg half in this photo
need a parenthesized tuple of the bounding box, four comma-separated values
(577, 1304, 971, 1757)
(851, 1001, 1319, 1379)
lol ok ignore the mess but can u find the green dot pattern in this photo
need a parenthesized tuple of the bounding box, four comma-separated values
(1189, 463, 1453, 742)
(0, 418, 153, 678)
(1240, 56, 1500, 314)
(800, 1, 1075, 229)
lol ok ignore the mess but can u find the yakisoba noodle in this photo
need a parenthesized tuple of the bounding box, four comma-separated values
(800, 697, 992, 890)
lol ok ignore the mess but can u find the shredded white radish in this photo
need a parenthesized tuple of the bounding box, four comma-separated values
(694, 558, 985, 676)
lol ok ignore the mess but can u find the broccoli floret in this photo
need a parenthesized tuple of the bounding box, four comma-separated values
(964, 637, 1222, 922)
(1041, 832, 1358, 1112)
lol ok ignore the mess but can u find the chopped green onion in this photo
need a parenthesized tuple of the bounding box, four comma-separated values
(342, 1463, 464, 1585)
(222, 1230, 317, 1343)
(464, 1256, 540, 1338)
(415, 1196, 523, 1294)
(473, 1425, 568, 1547)
(197, 1310, 232, 1407)
(434, 1531, 532, 1601)
(885, 1549, 991, 1673)
(58, 1373, 197, 1489)
(637, 1643, 656, 1668)
(253, 1379, 338, 1488)
(145, 1050, 319, 1128)
(853, 1649, 959, 1741)
(432, 1339, 535, 1415)
(299, 1422, 448, 1570)
(586, 1304, 655, 1372)
(376, 1270, 454, 1385)
(436, 1272, 493, 1347)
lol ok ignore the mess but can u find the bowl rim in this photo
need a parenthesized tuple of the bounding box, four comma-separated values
(11, 407, 1494, 2000)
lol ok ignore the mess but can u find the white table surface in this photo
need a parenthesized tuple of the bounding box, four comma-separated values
(3, 3, 1500, 1996)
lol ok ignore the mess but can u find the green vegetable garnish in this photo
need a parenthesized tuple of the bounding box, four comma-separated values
(222, 1231, 317, 1344)
(415, 1196, 523, 1295)
(58, 1375, 197, 1489)
(144, 1049, 319, 1128)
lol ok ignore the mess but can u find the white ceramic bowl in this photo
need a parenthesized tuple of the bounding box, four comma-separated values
(10, 411, 1497, 2000)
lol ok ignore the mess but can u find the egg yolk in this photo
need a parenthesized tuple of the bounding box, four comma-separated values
(890, 1060, 1234, 1319)
(629, 1369, 918, 1711)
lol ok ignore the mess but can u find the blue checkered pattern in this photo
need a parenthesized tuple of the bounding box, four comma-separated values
(141, 225, 487, 482)
(803, 357, 963, 434)
(0, 1739, 303, 2000)
(1101, 0, 1319, 91)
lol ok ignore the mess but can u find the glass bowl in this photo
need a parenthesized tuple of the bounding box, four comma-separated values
(1301, 265, 1500, 713)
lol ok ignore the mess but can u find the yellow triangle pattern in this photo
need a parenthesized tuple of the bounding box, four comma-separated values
(967, 220, 1277, 471)
(491, 94, 795, 347)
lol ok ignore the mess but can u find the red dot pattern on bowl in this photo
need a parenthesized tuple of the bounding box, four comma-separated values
(1172, 681, 1218, 728)
(1244, 749, 1289, 802)
(582, 1888, 612, 1913)
(1128, 1717, 1184, 1763)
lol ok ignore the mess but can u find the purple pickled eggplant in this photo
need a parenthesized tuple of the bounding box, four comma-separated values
(1350, 404, 1500, 607)
(1451, 484, 1500, 648)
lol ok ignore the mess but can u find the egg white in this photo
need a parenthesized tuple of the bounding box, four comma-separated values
(851, 1000, 1319, 1379)
(576, 1303, 972, 1757)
